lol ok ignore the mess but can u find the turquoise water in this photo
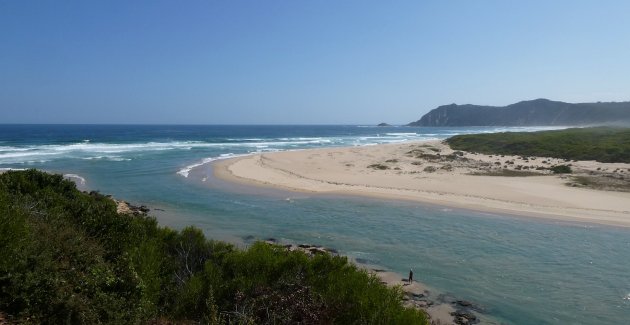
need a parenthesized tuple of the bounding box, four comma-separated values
(1, 125, 629, 324)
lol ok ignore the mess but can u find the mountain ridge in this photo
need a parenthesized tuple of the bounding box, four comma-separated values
(408, 99, 630, 126)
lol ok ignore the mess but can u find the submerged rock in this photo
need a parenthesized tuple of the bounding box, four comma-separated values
(451, 310, 478, 324)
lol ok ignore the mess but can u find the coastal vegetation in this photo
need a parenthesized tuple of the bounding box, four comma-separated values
(0, 169, 428, 324)
(368, 163, 390, 170)
(446, 127, 630, 163)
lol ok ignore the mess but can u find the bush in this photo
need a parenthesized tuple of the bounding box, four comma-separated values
(446, 127, 630, 163)
(0, 170, 428, 324)
(550, 165, 572, 174)
(423, 166, 437, 173)
(368, 163, 390, 170)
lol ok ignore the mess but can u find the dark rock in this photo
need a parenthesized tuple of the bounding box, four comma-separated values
(451, 311, 478, 324)
(415, 300, 429, 308)
(266, 237, 277, 243)
(377, 123, 391, 127)
(436, 293, 457, 304)
(308, 248, 326, 255)
(455, 300, 473, 307)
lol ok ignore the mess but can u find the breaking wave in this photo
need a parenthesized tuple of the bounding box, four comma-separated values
(177, 153, 250, 178)
(0, 126, 563, 166)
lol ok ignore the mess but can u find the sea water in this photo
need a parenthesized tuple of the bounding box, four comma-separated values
(1, 124, 628, 324)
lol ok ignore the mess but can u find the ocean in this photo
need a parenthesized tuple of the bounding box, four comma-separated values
(1, 124, 629, 324)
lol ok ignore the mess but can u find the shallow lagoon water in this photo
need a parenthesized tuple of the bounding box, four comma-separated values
(1, 125, 629, 324)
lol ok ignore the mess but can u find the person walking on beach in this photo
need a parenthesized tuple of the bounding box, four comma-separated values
(408, 268, 414, 284)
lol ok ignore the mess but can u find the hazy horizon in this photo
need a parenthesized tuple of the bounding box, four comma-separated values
(2, 1, 629, 124)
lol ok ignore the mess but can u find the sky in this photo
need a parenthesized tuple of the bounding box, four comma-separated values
(1, 0, 629, 124)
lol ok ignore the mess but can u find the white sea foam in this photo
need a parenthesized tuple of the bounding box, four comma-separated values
(82, 156, 131, 161)
(63, 173, 86, 185)
(0, 127, 564, 165)
(0, 141, 248, 164)
(0, 136, 408, 164)
(385, 133, 417, 136)
(177, 153, 251, 178)
(0, 167, 27, 172)
(177, 158, 216, 178)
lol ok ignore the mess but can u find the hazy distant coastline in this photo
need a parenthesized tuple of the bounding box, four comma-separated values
(409, 98, 630, 126)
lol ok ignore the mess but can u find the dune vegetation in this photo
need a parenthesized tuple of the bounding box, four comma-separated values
(446, 127, 630, 163)
(0, 169, 427, 324)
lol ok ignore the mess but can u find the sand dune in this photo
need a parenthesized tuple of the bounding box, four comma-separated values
(213, 140, 630, 227)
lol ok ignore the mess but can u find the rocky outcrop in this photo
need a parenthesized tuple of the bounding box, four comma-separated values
(262, 238, 339, 256)
(113, 198, 150, 216)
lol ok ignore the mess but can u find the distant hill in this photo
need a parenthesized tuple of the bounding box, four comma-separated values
(408, 99, 630, 126)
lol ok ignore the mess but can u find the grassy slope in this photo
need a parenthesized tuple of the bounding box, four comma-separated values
(0, 170, 427, 324)
(446, 127, 630, 163)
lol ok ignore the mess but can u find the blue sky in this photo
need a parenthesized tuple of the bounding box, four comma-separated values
(1, 0, 629, 124)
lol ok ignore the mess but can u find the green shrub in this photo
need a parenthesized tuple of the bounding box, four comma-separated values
(0, 170, 428, 324)
(368, 163, 390, 170)
(447, 127, 630, 163)
(550, 165, 572, 174)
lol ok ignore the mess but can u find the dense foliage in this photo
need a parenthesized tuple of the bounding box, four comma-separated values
(0, 170, 427, 324)
(447, 127, 630, 163)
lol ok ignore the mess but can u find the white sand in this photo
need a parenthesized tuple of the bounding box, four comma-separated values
(213, 140, 630, 227)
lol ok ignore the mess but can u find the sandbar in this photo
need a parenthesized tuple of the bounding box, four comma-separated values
(212, 140, 630, 227)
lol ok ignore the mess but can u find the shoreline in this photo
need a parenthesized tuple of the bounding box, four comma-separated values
(111, 194, 480, 324)
(255, 238, 487, 325)
(210, 140, 630, 227)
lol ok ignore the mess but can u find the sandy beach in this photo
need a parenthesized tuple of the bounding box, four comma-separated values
(213, 140, 630, 227)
